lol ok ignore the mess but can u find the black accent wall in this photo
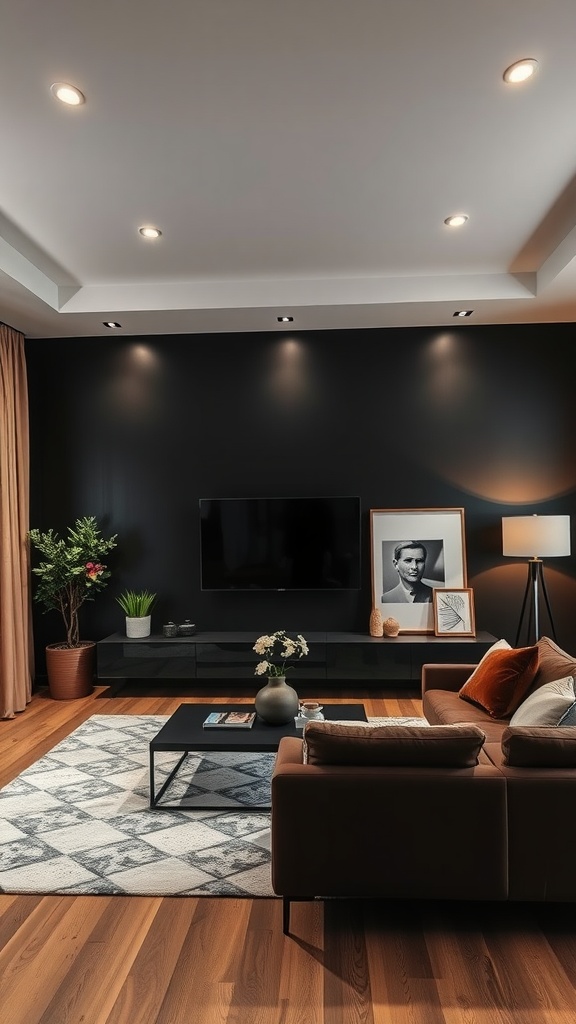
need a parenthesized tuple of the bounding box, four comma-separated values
(25, 323, 576, 665)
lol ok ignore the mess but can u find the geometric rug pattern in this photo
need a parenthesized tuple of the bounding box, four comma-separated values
(0, 716, 274, 897)
(0, 713, 426, 898)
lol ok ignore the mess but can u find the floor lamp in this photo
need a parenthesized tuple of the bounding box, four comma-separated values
(502, 515, 571, 646)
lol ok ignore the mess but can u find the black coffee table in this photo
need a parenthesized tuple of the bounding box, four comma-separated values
(149, 701, 367, 809)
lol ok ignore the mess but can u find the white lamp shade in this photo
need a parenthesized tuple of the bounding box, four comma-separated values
(502, 515, 571, 558)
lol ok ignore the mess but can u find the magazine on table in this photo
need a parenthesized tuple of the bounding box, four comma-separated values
(203, 711, 256, 729)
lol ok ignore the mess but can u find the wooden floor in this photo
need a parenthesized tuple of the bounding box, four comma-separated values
(2, 685, 576, 1024)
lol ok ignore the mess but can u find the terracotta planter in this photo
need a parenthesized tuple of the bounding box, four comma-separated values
(45, 641, 95, 700)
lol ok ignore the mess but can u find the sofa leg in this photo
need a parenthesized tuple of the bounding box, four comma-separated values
(282, 897, 290, 935)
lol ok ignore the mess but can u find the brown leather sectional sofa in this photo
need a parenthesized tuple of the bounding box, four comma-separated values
(271, 636, 576, 933)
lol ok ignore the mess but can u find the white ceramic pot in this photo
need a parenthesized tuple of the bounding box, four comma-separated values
(125, 615, 151, 638)
(300, 701, 324, 721)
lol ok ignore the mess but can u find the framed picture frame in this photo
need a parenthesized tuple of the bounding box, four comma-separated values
(433, 588, 476, 637)
(370, 508, 468, 634)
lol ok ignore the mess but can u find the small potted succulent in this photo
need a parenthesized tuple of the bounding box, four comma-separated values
(115, 588, 157, 637)
(28, 515, 118, 698)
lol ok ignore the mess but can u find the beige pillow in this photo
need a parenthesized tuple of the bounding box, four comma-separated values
(509, 675, 575, 726)
(302, 721, 486, 767)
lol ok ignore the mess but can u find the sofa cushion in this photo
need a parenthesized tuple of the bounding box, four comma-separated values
(529, 636, 576, 693)
(302, 721, 486, 767)
(509, 675, 575, 726)
(501, 726, 576, 767)
(423, 689, 509, 741)
(458, 644, 539, 718)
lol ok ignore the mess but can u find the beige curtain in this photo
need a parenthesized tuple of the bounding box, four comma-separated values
(0, 323, 33, 717)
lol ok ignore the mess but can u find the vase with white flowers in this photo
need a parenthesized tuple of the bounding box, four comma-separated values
(253, 630, 309, 724)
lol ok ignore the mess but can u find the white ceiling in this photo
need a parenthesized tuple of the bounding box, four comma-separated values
(2, 0, 576, 339)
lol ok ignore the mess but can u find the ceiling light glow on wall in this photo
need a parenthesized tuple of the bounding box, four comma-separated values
(444, 214, 469, 228)
(138, 226, 162, 239)
(503, 58, 539, 84)
(277, 316, 293, 322)
(50, 82, 85, 106)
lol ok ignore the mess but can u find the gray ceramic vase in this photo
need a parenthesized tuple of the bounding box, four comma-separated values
(254, 676, 299, 725)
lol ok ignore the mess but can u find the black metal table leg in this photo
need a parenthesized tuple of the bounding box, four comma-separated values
(149, 749, 189, 808)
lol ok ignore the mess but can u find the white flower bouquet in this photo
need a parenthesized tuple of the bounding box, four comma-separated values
(253, 630, 309, 677)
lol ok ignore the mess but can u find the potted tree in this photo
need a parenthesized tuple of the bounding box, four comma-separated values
(115, 589, 157, 637)
(28, 516, 118, 699)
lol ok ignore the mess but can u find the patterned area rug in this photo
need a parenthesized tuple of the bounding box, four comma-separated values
(0, 715, 274, 897)
(0, 713, 426, 898)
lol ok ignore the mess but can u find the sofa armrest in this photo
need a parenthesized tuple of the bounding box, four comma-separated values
(421, 663, 477, 696)
(273, 735, 306, 770)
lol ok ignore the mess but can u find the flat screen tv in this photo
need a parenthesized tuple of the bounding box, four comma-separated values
(199, 496, 361, 591)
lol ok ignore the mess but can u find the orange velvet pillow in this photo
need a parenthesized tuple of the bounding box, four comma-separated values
(458, 645, 539, 719)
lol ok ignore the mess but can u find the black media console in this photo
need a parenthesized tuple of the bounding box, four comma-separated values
(96, 630, 497, 687)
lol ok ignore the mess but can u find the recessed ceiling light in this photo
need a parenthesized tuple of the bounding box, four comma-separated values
(103, 321, 122, 329)
(453, 310, 473, 317)
(50, 82, 85, 106)
(138, 226, 162, 239)
(503, 58, 539, 84)
(444, 214, 469, 228)
(277, 316, 294, 322)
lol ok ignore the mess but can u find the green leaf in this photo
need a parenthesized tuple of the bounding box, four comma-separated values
(115, 589, 157, 616)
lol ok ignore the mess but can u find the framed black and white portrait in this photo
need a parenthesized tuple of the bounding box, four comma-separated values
(369, 508, 468, 633)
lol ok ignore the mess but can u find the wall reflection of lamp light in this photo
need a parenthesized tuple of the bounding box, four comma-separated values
(502, 515, 571, 646)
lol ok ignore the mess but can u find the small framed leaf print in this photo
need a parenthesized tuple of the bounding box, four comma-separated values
(433, 588, 476, 637)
